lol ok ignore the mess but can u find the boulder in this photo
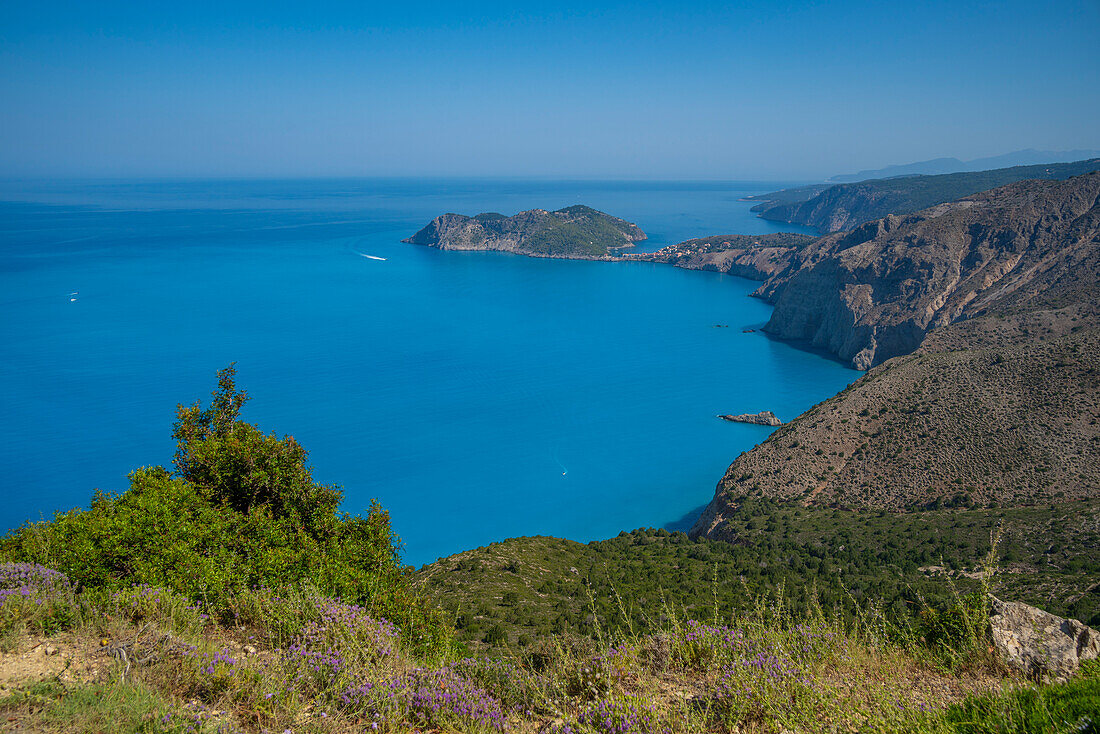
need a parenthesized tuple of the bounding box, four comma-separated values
(988, 595, 1100, 681)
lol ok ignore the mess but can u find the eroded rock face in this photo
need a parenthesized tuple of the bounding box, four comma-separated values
(989, 595, 1100, 681)
(690, 306, 1100, 528)
(756, 172, 1100, 369)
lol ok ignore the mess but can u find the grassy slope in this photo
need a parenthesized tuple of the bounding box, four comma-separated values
(6, 574, 1098, 734)
(3, 371, 1099, 732)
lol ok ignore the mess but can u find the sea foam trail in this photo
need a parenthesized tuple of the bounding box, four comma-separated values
(355, 252, 387, 261)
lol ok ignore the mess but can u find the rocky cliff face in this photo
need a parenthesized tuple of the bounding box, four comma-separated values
(691, 304, 1100, 538)
(755, 173, 1100, 369)
(692, 174, 1100, 537)
(403, 205, 646, 258)
(757, 183, 896, 232)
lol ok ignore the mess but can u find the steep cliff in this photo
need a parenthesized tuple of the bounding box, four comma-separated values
(403, 205, 646, 258)
(751, 158, 1100, 233)
(692, 304, 1100, 539)
(755, 173, 1100, 369)
(692, 173, 1100, 537)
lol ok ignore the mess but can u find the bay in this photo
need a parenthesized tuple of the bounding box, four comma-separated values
(0, 178, 854, 566)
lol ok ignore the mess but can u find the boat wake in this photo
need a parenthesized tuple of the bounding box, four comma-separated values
(355, 252, 387, 261)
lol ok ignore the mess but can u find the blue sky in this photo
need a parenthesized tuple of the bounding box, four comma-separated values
(1, 0, 1098, 179)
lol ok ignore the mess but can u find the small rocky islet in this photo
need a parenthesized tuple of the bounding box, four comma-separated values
(717, 410, 783, 427)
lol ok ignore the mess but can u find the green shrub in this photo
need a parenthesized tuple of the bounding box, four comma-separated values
(0, 367, 452, 656)
(913, 592, 991, 668)
(172, 365, 340, 531)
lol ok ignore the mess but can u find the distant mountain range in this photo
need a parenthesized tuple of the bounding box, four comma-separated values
(828, 148, 1100, 183)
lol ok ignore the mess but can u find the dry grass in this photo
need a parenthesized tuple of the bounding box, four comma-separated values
(4, 577, 1091, 734)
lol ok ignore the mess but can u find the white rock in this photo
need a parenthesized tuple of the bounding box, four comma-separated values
(989, 594, 1100, 681)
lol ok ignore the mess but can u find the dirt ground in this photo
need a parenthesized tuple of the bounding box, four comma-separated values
(0, 633, 109, 690)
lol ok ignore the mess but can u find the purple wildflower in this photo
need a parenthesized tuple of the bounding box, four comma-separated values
(342, 667, 508, 732)
(0, 562, 71, 606)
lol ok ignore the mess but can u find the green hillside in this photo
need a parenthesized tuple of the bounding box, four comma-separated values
(415, 499, 1100, 651)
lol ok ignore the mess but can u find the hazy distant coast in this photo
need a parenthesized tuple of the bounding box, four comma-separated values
(745, 158, 1100, 233)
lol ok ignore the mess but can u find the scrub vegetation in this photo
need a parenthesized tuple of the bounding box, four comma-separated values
(414, 500, 1100, 653)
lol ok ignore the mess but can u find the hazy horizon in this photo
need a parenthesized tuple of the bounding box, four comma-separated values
(2, 0, 1098, 180)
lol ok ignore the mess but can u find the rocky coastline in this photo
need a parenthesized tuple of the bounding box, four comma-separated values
(407, 171, 1100, 372)
(623, 233, 814, 281)
(753, 172, 1100, 369)
(406, 171, 1100, 531)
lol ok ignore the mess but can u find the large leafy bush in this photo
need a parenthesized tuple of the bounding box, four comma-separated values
(0, 366, 451, 654)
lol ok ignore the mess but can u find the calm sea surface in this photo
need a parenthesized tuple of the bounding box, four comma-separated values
(0, 178, 854, 566)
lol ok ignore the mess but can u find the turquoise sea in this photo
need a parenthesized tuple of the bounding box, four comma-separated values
(0, 179, 855, 566)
